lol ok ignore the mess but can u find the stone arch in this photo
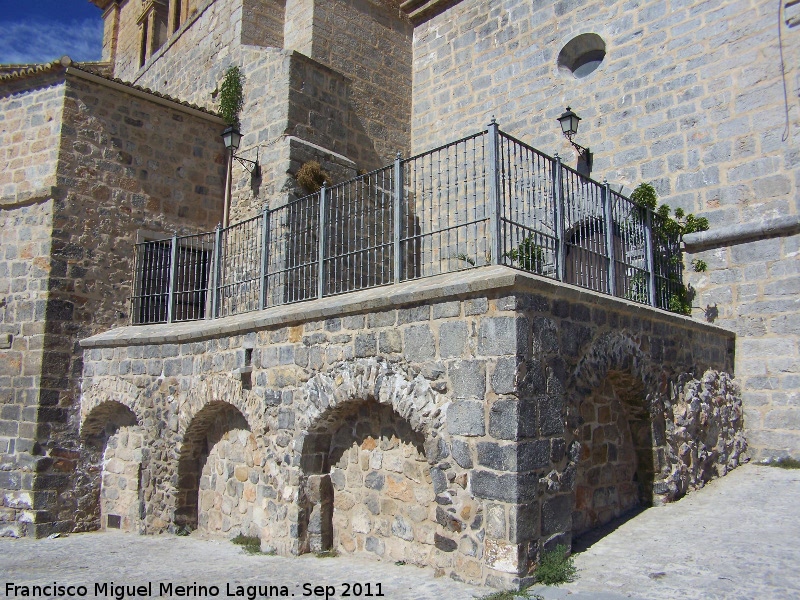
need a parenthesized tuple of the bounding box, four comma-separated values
(174, 401, 257, 535)
(175, 375, 263, 440)
(79, 399, 143, 532)
(565, 332, 668, 538)
(301, 358, 448, 439)
(80, 378, 143, 432)
(297, 358, 470, 567)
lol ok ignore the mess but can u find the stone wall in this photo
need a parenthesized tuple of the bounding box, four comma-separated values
(685, 232, 800, 459)
(0, 199, 55, 537)
(0, 73, 65, 201)
(79, 267, 740, 587)
(242, 0, 285, 48)
(39, 72, 225, 534)
(115, 0, 243, 109)
(302, 0, 413, 168)
(0, 67, 226, 536)
(225, 47, 361, 221)
(409, 0, 800, 459)
(100, 425, 145, 533)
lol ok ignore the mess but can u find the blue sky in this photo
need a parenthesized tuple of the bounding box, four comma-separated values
(0, 0, 103, 64)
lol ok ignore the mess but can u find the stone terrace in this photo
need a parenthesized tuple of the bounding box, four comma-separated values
(79, 266, 743, 589)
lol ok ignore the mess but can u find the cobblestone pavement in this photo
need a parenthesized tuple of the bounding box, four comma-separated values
(1, 464, 798, 600)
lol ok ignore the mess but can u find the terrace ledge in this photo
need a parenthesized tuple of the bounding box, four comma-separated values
(81, 265, 734, 348)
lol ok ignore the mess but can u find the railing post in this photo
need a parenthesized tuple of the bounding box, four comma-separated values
(166, 233, 178, 323)
(553, 153, 565, 281)
(645, 209, 657, 307)
(486, 117, 502, 265)
(393, 153, 403, 283)
(259, 207, 270, 310)
(602, 180, 616, 297)
(317, 184, 327, 299)
(210, 223, 222, 319)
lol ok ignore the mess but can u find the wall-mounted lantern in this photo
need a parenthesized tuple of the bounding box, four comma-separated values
(221, 125, 260, 227)
(557, 106, 592, 173)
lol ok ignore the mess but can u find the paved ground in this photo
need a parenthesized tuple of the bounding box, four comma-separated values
(1, 464, 798, 600)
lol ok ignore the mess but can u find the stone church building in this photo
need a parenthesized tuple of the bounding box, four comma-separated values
(0, 0, 797, 589)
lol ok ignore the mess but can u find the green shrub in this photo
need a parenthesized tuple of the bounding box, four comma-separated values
(504, 236, 545, 272)
(629, 182, 710, 316)
(534, 544, 577, 586)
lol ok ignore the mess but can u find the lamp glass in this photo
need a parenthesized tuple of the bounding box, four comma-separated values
(558, 107, 581, 137)
(221, 125, 242, 151)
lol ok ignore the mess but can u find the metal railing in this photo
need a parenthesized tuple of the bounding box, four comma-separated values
(130, 120, 683, 325)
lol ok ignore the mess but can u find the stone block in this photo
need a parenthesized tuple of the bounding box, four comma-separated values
(491, 356, 517, 395)
(489, 399, 537, 441)
(539, 396, 565, 436)
(355, 333, 376, 358)
(464, 298, 488, 315)
(451, 438, 473, 468)
(541, 494, 571, 536)
(377, 330, 401, 354)
(478, 317, 523, 356)
(439, 321, 468, 359)
(403, 325, 435, 362)
(509, 503, 538, 543)
(449, 360, 486, 399)
(471, 470, 537, 503)
(446, 399, 485, 436)
(432, 301, 460, 318)
(398, 305, 429, 324)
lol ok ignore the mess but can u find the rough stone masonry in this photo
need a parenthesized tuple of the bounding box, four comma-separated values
(79, 267, 744, 589)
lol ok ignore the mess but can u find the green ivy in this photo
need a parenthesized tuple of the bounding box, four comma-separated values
(630, 183, 709, 315)
(219, 66, 244, 127)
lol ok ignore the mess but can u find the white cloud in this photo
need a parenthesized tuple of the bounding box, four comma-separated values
(0, 19, 103, 65)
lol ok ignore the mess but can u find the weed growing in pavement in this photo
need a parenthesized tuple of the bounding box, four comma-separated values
(231, 534, 262, 554)
(534, 544, 577, 586)
(764, 457, 800, 469)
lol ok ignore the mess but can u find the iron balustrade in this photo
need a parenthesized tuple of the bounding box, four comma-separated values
(130, 122, 683, 325)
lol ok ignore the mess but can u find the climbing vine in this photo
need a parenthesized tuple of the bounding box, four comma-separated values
(219, 66, 244, 127)
(630, 182, 709, 315)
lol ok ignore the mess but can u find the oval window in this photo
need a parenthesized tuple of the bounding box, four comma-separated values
(558, 33, 606, 79)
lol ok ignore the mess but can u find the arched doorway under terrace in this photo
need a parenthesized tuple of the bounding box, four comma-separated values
(80, 400, 142, 532)
(571, 369, 656, 537)
(175, 401, 258, 537)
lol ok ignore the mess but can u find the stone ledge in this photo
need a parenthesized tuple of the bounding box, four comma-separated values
(400, 0, 464, 24)
(0, 187, 59, 208)
(683, 215, 800, 251)
(81, 266, 734, 348)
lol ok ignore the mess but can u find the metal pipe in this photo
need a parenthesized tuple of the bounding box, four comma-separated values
(486, 118, 502, 265)
(223, 149, 233, 227)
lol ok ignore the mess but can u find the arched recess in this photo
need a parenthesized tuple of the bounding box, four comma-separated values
(566, 332, 668, 538)
(301, 399, 448, 565)
(175, 401, 258, 536)
(80, 401, 142, 532)
(572, 370, 654, 536)
(298, 359, 475, 568)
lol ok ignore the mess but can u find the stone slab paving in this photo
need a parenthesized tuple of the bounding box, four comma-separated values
(546, 464, 800, 600)
(1, 464, 798, 600)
